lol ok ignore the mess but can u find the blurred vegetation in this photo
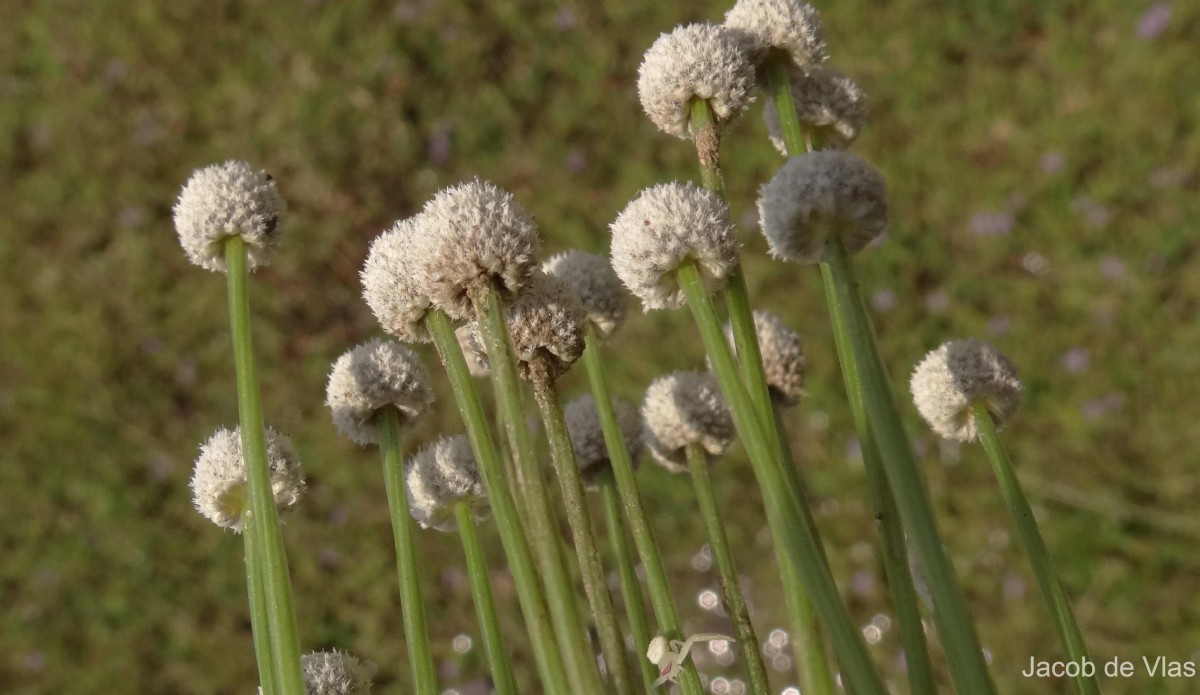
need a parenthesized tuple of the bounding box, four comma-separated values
(2, 0, 1198, 693)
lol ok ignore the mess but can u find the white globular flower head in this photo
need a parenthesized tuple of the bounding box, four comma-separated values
(910, 339, 1023, 442)
(361, 217, 433, 343)
(405, 435, 490, 532)
(299, 650, 376, 695)
(190, 426, 305, 533)
(173, 160, 286, 273)
(764, 65, 866, 153)
(723, 310, 806, 407)
(413, 180, 541, 320)
(642, 371, 735, 472)
(610, 182, 740, 311)
(563, 394, 644, 488)
(324, 339, 434, 446)
(637, 23, 757, 140)
(723, 0, 827, 69)
(543, 250, 629, 339)
(758, 151, 887, 264)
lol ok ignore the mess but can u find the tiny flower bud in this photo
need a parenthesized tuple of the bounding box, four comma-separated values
(361, 217, 432, 343)
(763, 65, 866, 152)
(910, 339, 1023, 442)
(723, 310, 806, 407)
(757, 151, 887, 264)
(610, 182, 739, 311)
(405, 435, 490, 531)
(724, 0, 827, 69)
(543, 250, 629, 339)
(325, 339, 435, 446)
(642, 371, 735, 472)
(563, 394, 643, 488)
(637, 23, 756, 140)
(190, 426, 305, 533)
(173, 160, 286, 273)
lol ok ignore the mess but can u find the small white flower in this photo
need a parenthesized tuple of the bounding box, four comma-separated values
(910, 339, 1022, 442)
(324, 339, 434, 446)
(173, 160, 285, 273)
(190, 426, 305, 533)
(642, 371, 735, 473)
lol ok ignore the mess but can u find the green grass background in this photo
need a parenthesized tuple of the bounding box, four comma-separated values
(2, 0, 1198, 692)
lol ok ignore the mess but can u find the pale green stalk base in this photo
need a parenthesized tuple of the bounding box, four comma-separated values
(685, 444, 770, 695)
(454, 502, 518, 695)
(243, 516, 278, 695)
(224, 236, 304, 695)
(973, 404, 1100, 695)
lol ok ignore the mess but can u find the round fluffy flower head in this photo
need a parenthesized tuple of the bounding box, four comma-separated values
(642, 371, 735, 472)
(173, 160, 286, 272)
(297, 650, 376, 695)
(764, 65, 866, 153)
(910, 339, 1023, 442)
(543, 250, 629, 339)
(405, 435, 490, 531)
(758, 151, 887, 264)
(724, 310, 806, 407)
(414, 180, 541, 320)
(724, 0, 827, 68)
(361, 217, 432, 343)
(610, 182, 739, 311)
(637, 23, 756, 140)
(564, 394, 644, 488)
(325, 339, 434, 446)
(190, 426, 305, 533)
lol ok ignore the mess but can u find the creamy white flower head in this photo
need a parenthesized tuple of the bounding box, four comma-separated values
(455, 324, 490, 377)
(361, 217, 432, 343)
(722, 310, 806, 407)
(405, 434, 490, 532)
(724, 0, 827, 68)
(284, 650, 376, 695)
(413, 179, 541, 320)
(610, 182, 739, 311)
(637, 23, 756, 140)
(543, 250, 629, 339)
(563, 394, 644, 488)
(910, 339, 1023, 442)
(758, 151, 887, 264)
(642, 371, 735, 472)
(173, 160, 286, 272)
(190, 426, 305, 533)
(324, 339, 434, 446)
(764, 65, 866, 153)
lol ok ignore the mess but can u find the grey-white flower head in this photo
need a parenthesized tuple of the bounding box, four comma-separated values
(564, 394, 644, 488)
(758, 151, 887, 264)
(637, 23, 756, 140)
(610, 182, 739, 311)
(723, 310, 806, 407)
(173, 160, 286, 273)
(724, 0, 827, 68)
(455, 324, 490, 377)
(910, 339, 1023, 442)
(543, 250, 629, 339)
(324, 339, 434, 446)
(642, 371, 735, 472)
(361, 217, 432, 343)
(764, 65, 866, 153)
(190, 426, 305, 533)
(413, 179, 541, 320)
(405, 435, 490, 532)
(297, 650, 376, 695)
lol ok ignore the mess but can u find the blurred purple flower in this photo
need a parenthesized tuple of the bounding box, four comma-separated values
(1099, 255, 1126, 280)
(924, 290, 950, 314)
(554, 6, 577, 30)
(427, 129, 452, 166)
(1060, 347, 1090, 373)
(1082, 392, 1126, 421)
(987, 316, 1010, 336)
(850, 571, 875, 598)
(969, 211, 1014, 236)
(1136, 3, 1172, 40)
(1003, 573, 1027, 600)
(1148, 164, 1189, 189)
(845, 437, 862, 463)
(1040, 151, 1066, 174)
(565, 147, 587, 173)
(870, 289, 896, 313)
(739, 207, 759, 230)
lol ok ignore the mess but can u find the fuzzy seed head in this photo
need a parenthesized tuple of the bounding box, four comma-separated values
(543, 251, 629, 339)
(300, 650, 376, 695)
(190, 426, 305, 533)
(764, 65, 866, 153)
(910, 339, 1023, 442)
(610, 182, 740, 311)
(724, 0, 827, 68)
(758, 151, 887, 264)
(413, 180, 541, 320)
(642, 371, 735, 472)
(324, 339, 434, 446)
(637, 23, 757, 140)
(405, 435, 489, 531)
(724, 311, 806, 406)
(563, 394, 644, 488)
(173, 160, 286, 273)
(361, 217, 432, 343)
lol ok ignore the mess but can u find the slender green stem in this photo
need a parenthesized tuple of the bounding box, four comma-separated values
(678, 260, 886, 695)
(598, 474, 658, 694)
(224, 236, 304, 695)
(685, 445, 770, 695)
(530, 367, 636, 695)
(378, 407, 438, 695)
(243, 515, 278, 695)
(973, 404, 1099, 695)
(473, 288, 605, 694)
(582, 329, 704, 695)
(454, 502, 518, 695)
(425, 309, 571, 694)
(765, 57, 811, 155)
